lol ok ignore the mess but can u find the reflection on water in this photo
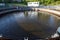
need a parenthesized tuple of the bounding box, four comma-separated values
(14, 11, 60, 38)
(0, 11, 60, 40)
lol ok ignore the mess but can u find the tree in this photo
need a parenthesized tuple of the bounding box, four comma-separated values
(25, 0, 39, 2)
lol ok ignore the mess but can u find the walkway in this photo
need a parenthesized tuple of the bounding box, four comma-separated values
(33, 8, 60, 16)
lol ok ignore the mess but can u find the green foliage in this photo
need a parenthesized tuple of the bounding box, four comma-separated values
(25, 0, 39, 2)
(0, 0, 60, 5)
(0, 0, 2, 2)
(38, 0, 60, 5)
(25, 0, 60, 5)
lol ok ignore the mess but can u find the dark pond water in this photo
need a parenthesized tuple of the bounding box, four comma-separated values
(0, 11, 60, 40)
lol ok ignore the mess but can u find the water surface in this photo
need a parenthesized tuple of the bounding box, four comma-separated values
(0, 11, 60, 40)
